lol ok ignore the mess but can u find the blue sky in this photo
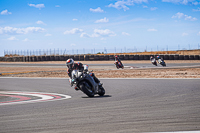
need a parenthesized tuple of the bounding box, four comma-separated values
(0, 0, 200, 56)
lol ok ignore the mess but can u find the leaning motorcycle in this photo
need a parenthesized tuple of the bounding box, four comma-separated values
(114, 61, 124, 69)
(158, 59, 166, 67)
(151, 58, 157, 66)
(70, 65, 105, 97)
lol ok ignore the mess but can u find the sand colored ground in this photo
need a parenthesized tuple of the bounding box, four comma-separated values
(0, 60, 200, 78)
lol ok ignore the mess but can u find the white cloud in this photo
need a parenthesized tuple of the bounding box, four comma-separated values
(108, 0, 148, 11)
(1, 9, 12, 15)
(36, 20, 46, 25)
(0, 26, 45, 35)
(95, 17, 109, 23)
(182, 32, 188, 36)
(23, 38, 29, 42)
(90, 7, 104, 12)
(80, 33, 91, 38)
(28, 4, 45, 9)
(172, 12, 197, 21)
(162, 0, 200, 5)
(92, 29, 116, 37)
(7, 36, 18, 40)
(45, 33, 52, 36)
(150, 7, 158, 11)
(80, 29, 116, 38)
(55, 5, 60, 7)
(73, 19, 78, 21)
(193, 7, 200, 11)
(147, 28, 158, 31)
(63, 28, 83, 34)
(197, 31, 200, 35)
(122, 32, 130, 36)
(143, 5, 148, 8)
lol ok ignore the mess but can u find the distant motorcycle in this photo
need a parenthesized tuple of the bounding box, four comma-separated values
(70, 66, 105, 97)
(114, 61, 124, 69)
(158, 59, 166, 67)
(150, 58, 157, 66)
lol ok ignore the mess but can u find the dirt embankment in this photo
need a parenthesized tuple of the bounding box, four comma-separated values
(0, 61, 200, 78)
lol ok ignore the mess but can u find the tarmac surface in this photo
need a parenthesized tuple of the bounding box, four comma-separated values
(0, 78, 200, 133)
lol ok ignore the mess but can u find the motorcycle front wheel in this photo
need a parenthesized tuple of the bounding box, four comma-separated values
(79, 82, 94, 97)
(98, 86, 105, 96)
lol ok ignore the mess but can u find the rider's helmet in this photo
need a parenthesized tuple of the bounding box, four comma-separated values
(157, 56, 160, 59)
(115, 55, 118, 59)
(66, 58, 74, 69)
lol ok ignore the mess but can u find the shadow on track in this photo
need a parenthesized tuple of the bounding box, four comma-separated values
(81, 95, 112, 98)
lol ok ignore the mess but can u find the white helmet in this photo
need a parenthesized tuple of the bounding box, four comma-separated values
(66, 58, 74, 68)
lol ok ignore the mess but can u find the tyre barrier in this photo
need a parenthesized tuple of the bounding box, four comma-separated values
(1, 54, 200, 62)
(194, 55, 199, 60)
(184, 55, 189, 60)
(144, 55, 150, 60)
(174, 55, 179, 60)
(139, 55, 144, 60)
(134, 55, 139, 60)
(169, 55, 174, 60)
(179, 55, 184, 60)
(124, 55, 129, 60)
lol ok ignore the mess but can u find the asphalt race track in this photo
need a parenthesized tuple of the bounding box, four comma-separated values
(0, 78, 200, 133)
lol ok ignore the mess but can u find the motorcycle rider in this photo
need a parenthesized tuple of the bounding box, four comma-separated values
(115, 55, 122, 66)
(150, 56, 155, 61)
(66, 58, 101, 89)
(157, 56, 164, 63)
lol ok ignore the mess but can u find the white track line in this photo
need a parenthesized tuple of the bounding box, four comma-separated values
(0, 91, 71, 106)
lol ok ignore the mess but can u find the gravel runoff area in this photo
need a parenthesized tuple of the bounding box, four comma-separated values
(0, 60, 200, 78)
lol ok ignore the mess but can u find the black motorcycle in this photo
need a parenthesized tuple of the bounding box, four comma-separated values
(150, 58, 157, 66)
(114, 61, 124, 69)
(71, 68, 105, 97)
(158, 59, 166, 67)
